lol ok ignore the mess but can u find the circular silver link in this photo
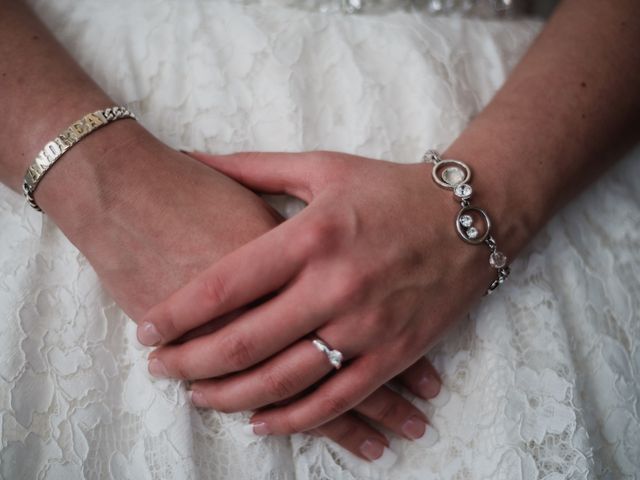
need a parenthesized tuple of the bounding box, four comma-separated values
(423, 149, 510, 295)
(455, 206, 491, 244)
(431, 159, 472, 189)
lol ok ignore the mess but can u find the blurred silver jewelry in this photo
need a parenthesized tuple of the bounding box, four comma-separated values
(423, 149, 510, 294)
(312, 338, 344, 370)
(23, 106, 136, 212)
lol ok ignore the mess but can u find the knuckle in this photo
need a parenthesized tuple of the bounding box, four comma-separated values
(299, 215, 342, 256)
(192, 383, 238, 413)
(332, 421, 361, 444)
(372, 398, 401, 424)
(201, 273, 228, 307)
(171, 354, 191, 380)
(161, 309, 182, 340)
(210, 397, 237, 414)
(261, 370, 296, 400)
(282, 415, 306, 435)
(221, 333, 255, 371)
(320, 394, 352, 419)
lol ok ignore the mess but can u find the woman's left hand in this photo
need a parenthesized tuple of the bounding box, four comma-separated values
(139, 150, 496, 434)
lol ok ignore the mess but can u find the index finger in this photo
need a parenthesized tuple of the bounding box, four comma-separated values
(137, 219, 303, 346)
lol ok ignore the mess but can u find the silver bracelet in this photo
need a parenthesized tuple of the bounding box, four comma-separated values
(23, 106, 136, 212)
(423, 149, 510, 295)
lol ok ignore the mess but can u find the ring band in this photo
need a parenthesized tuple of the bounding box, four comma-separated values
(312, 338, 344, 370)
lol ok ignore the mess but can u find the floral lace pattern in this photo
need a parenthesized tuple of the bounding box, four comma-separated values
(1, 1, 638, 478)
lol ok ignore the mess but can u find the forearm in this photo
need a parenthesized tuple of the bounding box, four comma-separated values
(0, 0, 116, 190)
(444, 0, 640, 258)
(0, 1, 280, 321)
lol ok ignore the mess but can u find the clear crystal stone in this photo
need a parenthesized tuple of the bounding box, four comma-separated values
(454, 183, 473, 199)
(459, 214, 473, 227)
(466, 227, 479, 239)
(442, 166, 465, 186)
(489, 251, 507, 268)
(328, 350, 343, 367)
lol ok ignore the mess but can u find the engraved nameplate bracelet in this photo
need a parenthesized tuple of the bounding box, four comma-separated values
(423, 149, 510, 294)
(23, 106, 136, 212)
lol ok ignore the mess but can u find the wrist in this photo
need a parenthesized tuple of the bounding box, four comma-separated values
(443, 111, 559, 260)
(34, 119, 154, 236)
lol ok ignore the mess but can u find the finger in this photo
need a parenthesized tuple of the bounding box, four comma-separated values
(147, 277, 338, 380)
(352, 385, 439, 447)
(396, 356, 443, 400)
(249, 351, 402, 435)
(187, 151, 319, 202)
(186, 339, 333, 411)
(138, 218, 303, 346)
(311, 414, 398, 467)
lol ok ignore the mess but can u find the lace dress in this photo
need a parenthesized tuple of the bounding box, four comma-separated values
(1, 1, 638, 479)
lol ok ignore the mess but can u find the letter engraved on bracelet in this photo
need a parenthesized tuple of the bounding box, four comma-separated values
(64, 129, 79, 145)
(35, 152, 48, 169)
(58, 132, 73, 148)
(23, 106, 135, 211)
(43, 141, 62, 162)
(72, 121, 86, 137)
(28, 165, 41, 182)
(54, 137, 67, 153)
(85, 113, 104, 128)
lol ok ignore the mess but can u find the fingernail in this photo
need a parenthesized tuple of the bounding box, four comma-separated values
(188, 390, 207, 407)
(240, 424, 259, 439)
(401, 415, 427, 440)
(138, 321, 162, 346)
(250, 421, 271, 436)
(418, 374, 441, 399)
(430, 386, 451, 408)
(415, 426, 439, 448)
(360, 439, 398, 468)
(148, 358, 169, 378)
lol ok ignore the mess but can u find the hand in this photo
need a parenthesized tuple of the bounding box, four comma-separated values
(37, 127, 445, 462)
(141, 150, 493, 437)
(303, 356, 445, 463)
(35, 123, 281, 320)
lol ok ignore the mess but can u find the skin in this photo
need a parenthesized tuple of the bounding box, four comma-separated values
(141, 0, 640, 437)
(0, 0, 445, 463)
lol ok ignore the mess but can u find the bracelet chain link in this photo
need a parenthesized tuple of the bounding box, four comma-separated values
(423, 149, 510, 295)
(23, 106, 136, 212)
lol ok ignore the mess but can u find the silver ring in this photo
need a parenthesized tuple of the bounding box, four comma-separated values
(312, 338, 343, 370)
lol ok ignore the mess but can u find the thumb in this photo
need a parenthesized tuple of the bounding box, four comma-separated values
(183, 150, 318, 202)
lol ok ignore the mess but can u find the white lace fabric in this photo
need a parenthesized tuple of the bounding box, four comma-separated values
(1, 1, 639, 479)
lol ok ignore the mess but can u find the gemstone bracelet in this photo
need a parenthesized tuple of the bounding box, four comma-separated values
(423, 149, 510, 294)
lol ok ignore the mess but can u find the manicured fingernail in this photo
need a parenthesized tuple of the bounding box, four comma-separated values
(402, 415, 427, 440)
(251, 421, 271, 436)
(148, 358, 169, 378)
(418, 374, 441, 399)
(373, 447, 398, 468)
(188, 390, 207, 407)
(430, 386, 451, 408)
(360, 439, 397, 468)
(138, 321, 162, 346)
(415, 426, 439, 447)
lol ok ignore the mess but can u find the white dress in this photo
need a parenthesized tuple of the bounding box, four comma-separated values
(1, 1, 639, 479)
